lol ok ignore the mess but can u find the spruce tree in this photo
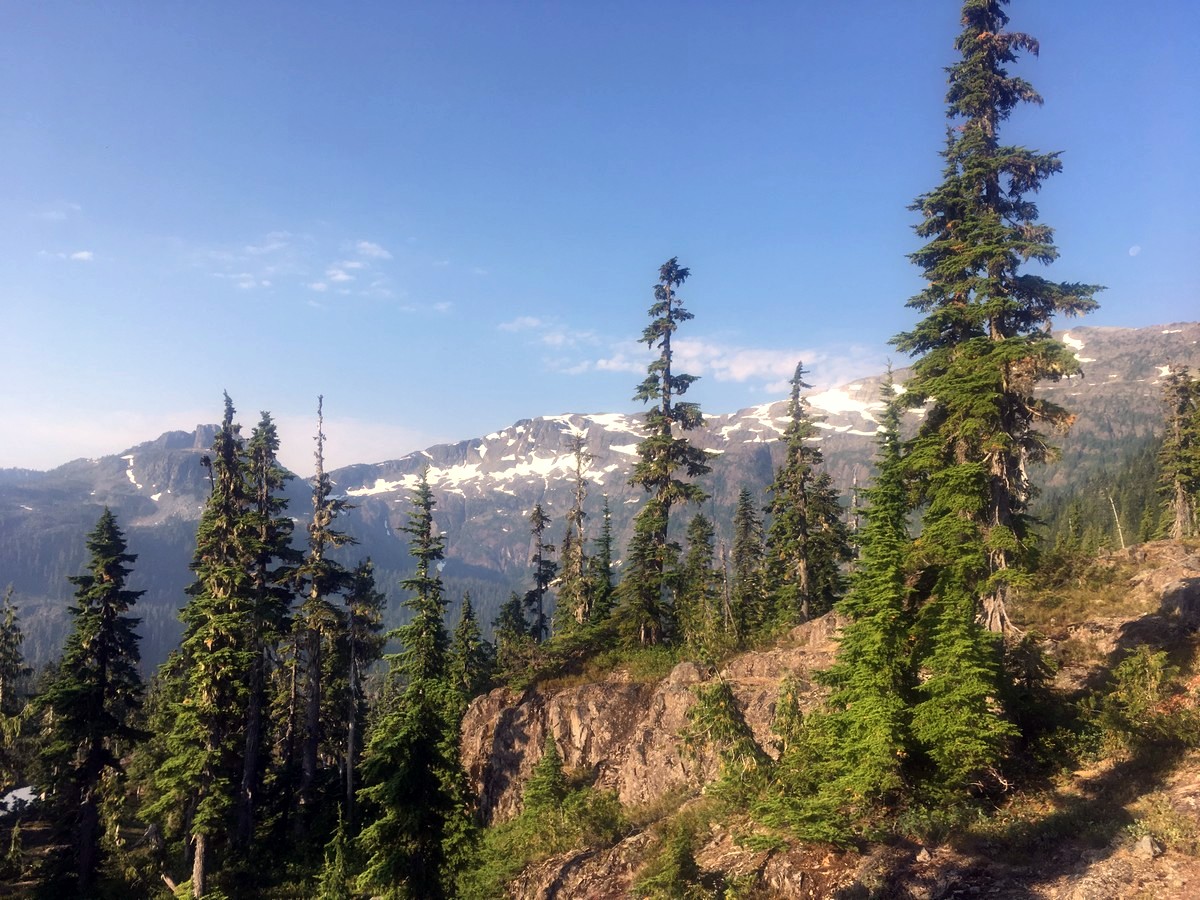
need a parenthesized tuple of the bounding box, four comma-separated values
(617, 258, 712, 646)
(357, 471, 470, 899)
(0, 588, 30, 789)
(36, 508, 144, 894)
(894, 0, 1102, 634)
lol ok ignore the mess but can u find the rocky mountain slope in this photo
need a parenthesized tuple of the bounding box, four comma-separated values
(1, 322, 1197, 667)
(465, 540, 1200, 898)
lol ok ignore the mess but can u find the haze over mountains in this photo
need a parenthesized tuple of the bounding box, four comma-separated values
(2, 322, 1197, 668)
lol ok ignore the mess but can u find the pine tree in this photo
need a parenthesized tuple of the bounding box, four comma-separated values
(893, 0, 1102, 634)
(235, 411, 299, 848)
(523, 504, 557, 642)
(36, 508, 143, 894)
(765, 363, 851, 625)
(617, 258, 712, 646)
(730, 488, 767, 641)
(358, 471, 470, 899)
(1158, 366, 1200, 539)
(145, 393, 256, 897)
(295, 397, 356, 826)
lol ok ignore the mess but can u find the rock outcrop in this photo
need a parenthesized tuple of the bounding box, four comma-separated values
(459, 614, 844, 825)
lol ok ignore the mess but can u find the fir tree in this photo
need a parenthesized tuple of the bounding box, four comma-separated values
(294, 397, 355, 826)
(0, 587, 28, 719)
(523, 504, 557, 642)
(1157, 365, 1200, 539)
(893, 0, 1102, 634)
(523, 735, 568, 814)
(315, 809, 352, 900)
(145, 393, 256, 897)
(36, 508, 143, 895)
(448, 593, 492, 707)
(0, 587, 30, 789)
(765, 363, 850, 624)
(617, 258, 712, 646)
(235, 411, 299, 849)
(677, 513, 722, 656)
(554, 435, 593, 633)
(493, 592, 535, 681)
(358, 471, 471, 899)
(730, 488, 767, 641)
(813, 374, 914, 817)
(587, 496, 617, 624)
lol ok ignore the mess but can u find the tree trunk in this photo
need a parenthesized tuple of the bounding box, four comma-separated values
(77, 789, 99, 895)
(192, 831, 207, 899)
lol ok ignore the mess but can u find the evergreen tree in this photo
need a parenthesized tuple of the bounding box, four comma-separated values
(554, 436, 593, 634)
(145, 393, 256, 897)
(36, 508, 143, 895)
(813, 375, 914, 818)
(340, 559, 387, 824)
(0, 587, 30, 789)
(1157, 365, 1200, 539)
(522, 735, 568, 814)
(523, 504, 557, 642)
(358, 471, 471, 899)
(893, 0, 1102, 634)
(493, 592, 535, 681)
(587, 496, 617, 624)
(0, 587, 29, 719)
(294, 397, 355, 826)
(765, 363, 850, 624)
(315, 810, 353, 900)
(617, 258, 712, 646)
(676, 513, 722, 655)
(448, 593, 493, 707)
(235, 411, 299, 849)
(730, 488, 767, 641)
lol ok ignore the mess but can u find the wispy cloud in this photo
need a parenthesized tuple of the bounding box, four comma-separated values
(308, 281, 329, 292)
(326, 267, 355, 283)
(499, 316, 545, 332)
(356, 240, 392, 260)
(69, 250, 95, 261)
(35, 201, 82, 222)
(39, 249, 96, 262)
(498, 315, 597, 349)
(243, 231, 292, 255)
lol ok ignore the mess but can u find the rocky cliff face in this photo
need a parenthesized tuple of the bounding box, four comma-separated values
(459, 614, 843, 826)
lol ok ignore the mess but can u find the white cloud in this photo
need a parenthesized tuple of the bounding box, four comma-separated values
(433, 301, 453, 313)
(243, 231, 292, 255)
(308, 281, 329, 292)
(356, 240, 392, 260)
(339, 260, 366, 269)
(1129, 245, 1142, 257)
(326, 267, 355, 283)
(36, 202, 82, 222)
(499, 316, 545, 332)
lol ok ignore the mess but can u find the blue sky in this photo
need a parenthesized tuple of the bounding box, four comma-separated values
(2, 1, 1196, 473)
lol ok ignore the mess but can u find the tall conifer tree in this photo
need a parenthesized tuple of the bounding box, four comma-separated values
(523, 504, 556, 642)
(894, 0, 1101, 634)
(1158, 366, 1200, 539)
(617, 258, 712, 645)
(145, 394, 256, 897)
(339, 559, 386, 823)
(358, 471, 470, 899)
(36, 509, 143, 894)
(895, 0, 1099, 788)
